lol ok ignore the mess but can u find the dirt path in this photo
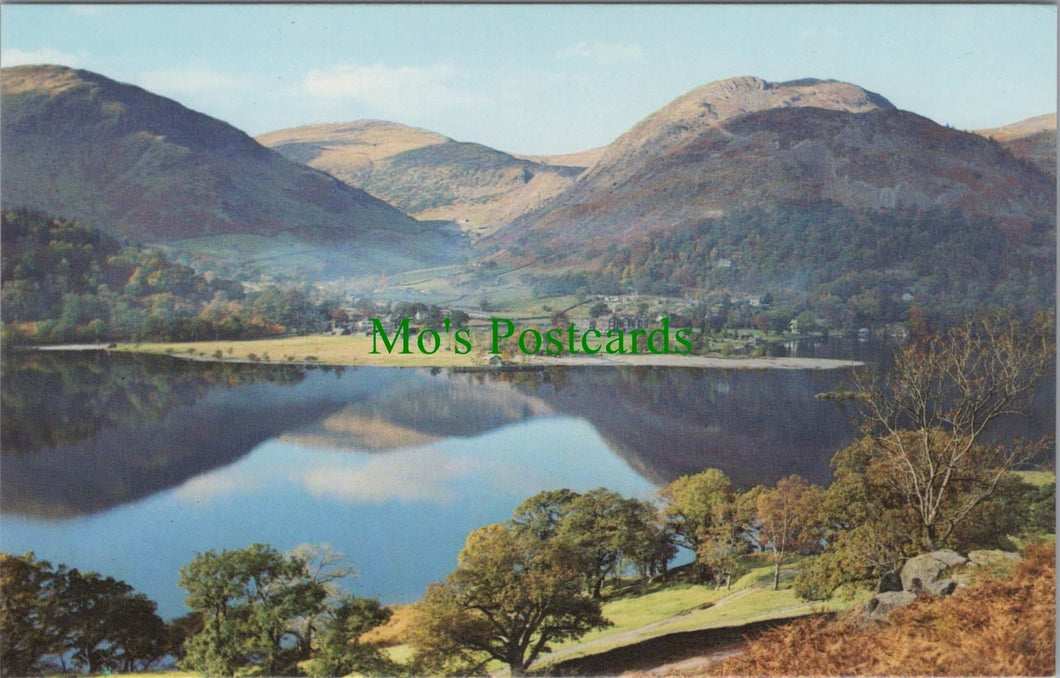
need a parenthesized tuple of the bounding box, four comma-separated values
(621, 644, 745, 676)
(539, 586, 759, 666)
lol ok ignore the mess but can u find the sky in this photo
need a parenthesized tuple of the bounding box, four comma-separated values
(2, 4, 1056, 155)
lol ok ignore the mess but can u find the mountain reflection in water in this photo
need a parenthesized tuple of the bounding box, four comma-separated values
(2, 350, 1052, 618)
(1, 352, 866, 520)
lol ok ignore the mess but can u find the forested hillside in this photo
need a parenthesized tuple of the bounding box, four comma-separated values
(0, 208, 336, 344)
(593, 201, 1054, 323)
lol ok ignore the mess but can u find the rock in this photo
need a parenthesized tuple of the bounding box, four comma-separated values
(968, 550, 1021, 569)
(900, 550, 968, 592)
(865, 591, 917, 621)
(930, 550, 970, 568)
(926, 578, 958, 597)
(874, 570, 903, 593)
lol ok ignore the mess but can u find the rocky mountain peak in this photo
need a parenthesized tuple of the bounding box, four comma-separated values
(584, 75, 894, 185)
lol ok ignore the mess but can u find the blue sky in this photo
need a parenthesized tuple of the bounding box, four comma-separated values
(2, 4, 1056, 154)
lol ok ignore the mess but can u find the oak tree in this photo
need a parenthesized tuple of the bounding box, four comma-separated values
(409, 523, 609, 676)
(659, 468, 739, 582)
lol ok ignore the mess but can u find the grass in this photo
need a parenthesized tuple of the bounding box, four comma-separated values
(537, 556, 869, 666)
(1014, 469, 1056, 487)
(116, 334, 490, 367)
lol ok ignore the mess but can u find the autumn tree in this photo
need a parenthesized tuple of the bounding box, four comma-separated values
(0, 553, 65, 677)
(511, 488, 580, 541)
(853, 313, 1054, 551)
(556, 489, 668, 599)
(513, 489, 673, 596)
(61, 568, 169, 673)
(659, 468, 738, 582)
(752, 475, 826, 590)
(794, 438, 922, 600)
(408, 523, 609, 676)
(696, 489, 756, 589)
(0, 553, 168, 676)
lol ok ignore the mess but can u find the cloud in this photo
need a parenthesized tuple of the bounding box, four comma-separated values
(300, 62, 489, 116)
(555, 41, 645, 65)
(138, 67, 248, 97)
(1, 46, 82, 68)
(301, 449, 479, 505)
(174, 472, 261, 505)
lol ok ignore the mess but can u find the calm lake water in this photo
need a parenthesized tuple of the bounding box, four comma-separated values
(1, 348, 1052, 619)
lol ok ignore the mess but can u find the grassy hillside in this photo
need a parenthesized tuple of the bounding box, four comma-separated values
(536, 556, 867, 670)
(2, 65, 464, 280)
(364, 556, 868, 676)
(259, 120, 587, 236)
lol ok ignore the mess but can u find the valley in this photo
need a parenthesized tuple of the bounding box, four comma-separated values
(3, 66, 1054, 339)
(0, 19, 1056, 674)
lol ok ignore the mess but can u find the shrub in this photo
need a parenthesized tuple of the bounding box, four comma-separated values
(714, 542, 1056, 676)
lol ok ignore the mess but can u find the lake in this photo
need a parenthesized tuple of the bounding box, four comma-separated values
(1, 347, 1051, 619)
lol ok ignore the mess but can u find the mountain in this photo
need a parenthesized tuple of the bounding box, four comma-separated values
(976, 113, 1057, 178)
(489, 76, 1054, 257)
(258, 120, 587, 237)
(573, 76, 895, 190)
(1, 65, 463, 278)
(513, 147, 609, 169)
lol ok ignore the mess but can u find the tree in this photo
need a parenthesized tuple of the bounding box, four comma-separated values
(278, 542, 360, 662)
(555, 489, 664, 599)
(794, 438, 922, 599)
(300, 596, 398, 678)
(513, 489, 674, 593)
(166, 612, 204, 664)
(0, 553, 168, 676)
(659, 469, 736, 581)
(511, 489, 580, 541)
(853, 313, 1054, 550)
(408, 523, 609, 676)
(0, 553, 64, 677)
(620, 499, 678, 582)
(588, 301, 610, 319)
(753, 476, 826, 590)
(178, 543, 329, 676)
(178, 543, 391, 677)
(696, 489, 756, 589)
(61, 569, 169, 673)
(450, 309, 471, 330)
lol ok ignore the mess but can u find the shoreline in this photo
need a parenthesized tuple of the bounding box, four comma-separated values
(23, 340, 864, 370)
(532, 353, 862, 370)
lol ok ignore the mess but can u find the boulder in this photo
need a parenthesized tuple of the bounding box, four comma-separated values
(901, 550, 968, 592)
(926, 578, 958, 597)
(865, 591, 917, 621)
(874, 570, 903, 593)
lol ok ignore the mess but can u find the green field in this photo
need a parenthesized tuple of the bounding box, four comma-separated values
(117, 333, 490, 367)
(369, 556, 871, 676)
(536, 556, 868, 667)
